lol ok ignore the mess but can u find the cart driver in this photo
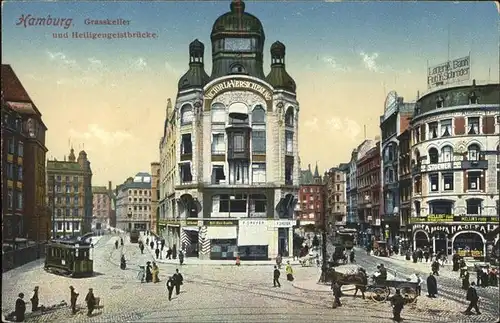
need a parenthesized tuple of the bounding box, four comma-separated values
(373, 264, 388, 283)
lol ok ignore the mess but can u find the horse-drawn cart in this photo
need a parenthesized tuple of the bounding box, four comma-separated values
(367, 279, 419, 303)
(299, 254, 318, 267)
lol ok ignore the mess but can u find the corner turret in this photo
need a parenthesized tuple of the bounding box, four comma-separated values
(265, 41, 296, 93)
(178, 39, 209, 90)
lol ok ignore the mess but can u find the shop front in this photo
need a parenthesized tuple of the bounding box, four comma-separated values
(238, 219, 269, 260)
(204, 219, 238, 260)
(411, 216, 499, 260)
(158, 219, 181, 249)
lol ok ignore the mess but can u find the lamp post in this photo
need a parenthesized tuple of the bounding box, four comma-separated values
(320, 182, 331, 283)
(51, 180, 56, 239)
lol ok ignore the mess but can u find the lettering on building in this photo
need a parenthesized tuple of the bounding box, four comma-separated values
(204, 220, 237, 226)
(427, 55, 470, 88)
(205, 79, 272, 101)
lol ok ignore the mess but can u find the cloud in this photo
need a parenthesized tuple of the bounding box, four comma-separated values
(132, 57, 147, 70)
(68, 124, 133, 146)
(359, 51, 380, 72)
(47, 51, 77, 66)
(322, 56, 349, 72)
(88, 57, 102, 66)
(325, 117, 362, 141)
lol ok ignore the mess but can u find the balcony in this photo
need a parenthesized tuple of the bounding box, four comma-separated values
(461, 160, 488, 170)
(227, 149, 250, 160)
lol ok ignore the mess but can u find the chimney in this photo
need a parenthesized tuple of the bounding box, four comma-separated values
(108, 181, 112, 192)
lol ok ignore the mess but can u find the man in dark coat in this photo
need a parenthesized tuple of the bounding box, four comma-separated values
(166, 276, 175, 301)
(431, 260, 440, 276)
(273, 265, 281, 287)
(150, 241, 154, 250)
(69, 286, 79, 314)
(166, 247, 172, 259)
(391, 289, 405, 322)
(173, 268, 183, 295)
(139, 242, 144, 254)
(85, 288, 96, 316)
(452, 252, 460, 271)
(464, 282, 481, 315)
(427, 272, 438, 297)
(172, 244, 177, 259)
(30, 286, 39, 312)
(331, 281, 342, 308)
(15, 293, 26, 322)
(155, 247, 160, 259)
(145, 262, 153, 283)
(462, 271, 470, 290)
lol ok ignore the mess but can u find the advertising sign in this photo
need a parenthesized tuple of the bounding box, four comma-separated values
(410, 214, 498, 224)
(427, 55, 470, 88)
(204, 79, 272, 100)
(203, 219, 238, 226)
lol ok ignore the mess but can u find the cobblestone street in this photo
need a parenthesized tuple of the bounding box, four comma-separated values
(2, 236, 499, 322)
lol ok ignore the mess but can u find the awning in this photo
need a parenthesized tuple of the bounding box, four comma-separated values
(206, 226, 237, 239)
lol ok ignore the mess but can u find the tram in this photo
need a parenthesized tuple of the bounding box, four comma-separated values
(44, 238, 94, 277)
(130, 230, 140, 243)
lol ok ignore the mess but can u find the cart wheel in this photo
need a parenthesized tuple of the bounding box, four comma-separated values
(370, 288, 387, 302)
(400, 286, 418, 304)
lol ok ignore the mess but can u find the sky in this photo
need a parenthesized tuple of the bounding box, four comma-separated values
(2, 1, 499, 186)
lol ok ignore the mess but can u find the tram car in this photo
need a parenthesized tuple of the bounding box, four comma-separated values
(130, 230, 140, 243)
(44, 239, 94, 277)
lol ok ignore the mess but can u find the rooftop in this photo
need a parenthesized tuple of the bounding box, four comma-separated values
(92, 186, 108, 194)
(47, 160, 83, 172)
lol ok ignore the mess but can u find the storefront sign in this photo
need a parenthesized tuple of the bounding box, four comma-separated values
(457, 249, 483, 257)
(204, 220, 238, 226)
(185, 220, 200, 226)
(205, 79, 272, 101)
(410, 214, 498, 223)
(239, 219, 267, 226)
(427, 55, 470, 88)
(158, 219, 180, 225)
(272, 220, 296, 228)
(412, 223, 498, 235)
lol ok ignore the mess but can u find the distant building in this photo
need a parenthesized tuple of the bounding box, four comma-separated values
(150, 162, 160, 233)
(115, 172, 152, 232)
(345, 150, 358, 228)
(297, 164, 324, 230)
(1, 64, 49, 242)
(397, 128, 411, 241)
(47, 148, 93, 237)
(92, 181, 113, 230)
(324, 164, 348, 227)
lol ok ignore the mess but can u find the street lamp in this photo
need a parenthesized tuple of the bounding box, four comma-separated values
(319, 182, 331, 283)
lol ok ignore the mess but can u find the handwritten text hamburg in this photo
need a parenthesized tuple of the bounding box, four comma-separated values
(16, 15, 158, 40)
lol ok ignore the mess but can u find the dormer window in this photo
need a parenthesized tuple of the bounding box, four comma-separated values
(469, 91, 478, 104)
(230, 64, 246, 74)
(436, 95, 444, 108)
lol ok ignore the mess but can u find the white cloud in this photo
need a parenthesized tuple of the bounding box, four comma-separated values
(132, 57, 147, 70)
(68, 124, 133, 146)
(88, 57, 102, 66)
(359, 51, 380, 72)
(303, 117, 320, 131)
(325, 117, 362, 141)
(47, 51, 77, 66)
(322, 56, 349, 72)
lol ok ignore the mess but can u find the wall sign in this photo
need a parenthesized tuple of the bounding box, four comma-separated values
(204, 220, 238, 226)
(427, 55, 470, 88)
(412, 223, 498, 235)
(239, 219, 267, 226)
(185, 220, 201, 226)
(205, 79, 272, 101)
(383, 91, 398, 119)
(410, 214, 498, 224)
(271, 220, 296, 228)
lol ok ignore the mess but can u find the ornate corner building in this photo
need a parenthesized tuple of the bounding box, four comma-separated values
(158, 0, 299, 260)
(410, 80, 499, 258)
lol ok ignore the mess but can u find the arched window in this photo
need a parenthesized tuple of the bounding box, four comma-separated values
(211, 103, 226, 124)
(428, 148, 439, 164)
(230, 64, 246, 74)
(441, 146, 453, 162)
(180, 105, 193, 125)
(251, 106, 266, 124)
(468, 144, 480, 161)
(285, 107, 294, 127)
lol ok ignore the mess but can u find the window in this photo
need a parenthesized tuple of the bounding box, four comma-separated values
(468, 144, 480, 161)
(231, 64, 246, 74)
(65, 208, 70, 216)
(443, 173, 454, 191)
(74, 222, 80, 231)
(17, 165, 23, 181)
(74, 185, 79, 193)
(428, 148, 439, 164)
(73, 176, 79, 183)
(336, 184, 340, 191)
(232, 133, 245, 152)
(18, 142, 24, 157)
(66, 222, 71, 230)
(285, 107, 294, 127)
(252, 163, 266, 183)
(179, 163, 192, 183)
(66, 196, 70, 204)
(467, 117, 479, 135)
(429, 201, 453, 214)
(252, 106, 266, 124)
(181, 134, 192, 155)
(211, 165, 226, 184)
(56, 185, 61, 193)
(428, 122, 438, 139)
(57, 222, 63, 231)
(441, 146, 453, 162)
(217, 194, 247, 213)
(211, 133, 225, 154)
(7, 189, 14, 209)
(211, 104, 226, 123)
(8, 138, 15, 154)
(466, 199, 482, 215)
(252, 131, 266, 154)
(469, 91, 478, 104)
(228, 161, 249, 184)
(440, 119, 452, 137)
(285, 162, 293, 184)
(66, 185, 71, 193)
(74, 196, 79, 205)
(285, 131, 293, 154)
(6, 162, 13, 179)
(429, 174, 439, 192)
(56, 209, 62, 217)
(467, 171, 481, 190)
(180, 105, 193, 125)
(250, 194, 267, 213)
(74, 209, 79, 217)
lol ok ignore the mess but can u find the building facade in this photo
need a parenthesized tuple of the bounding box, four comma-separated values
(356, 139, 381, 240)
(345, 151, 358, 227)
(324, 165, 348, 227)
(2, 64, 49, 243)
(297, 164, 324, 229)
(159, 1, 299, 260)
(150, 162, 160, 233)
(379, 91, 414, 244)
(397, 129, 412, 241)
(47, 148, 93, 237)
(410, 80, 499, 259)
(115, 173, 152, 231)
(91, 181, 113, 230)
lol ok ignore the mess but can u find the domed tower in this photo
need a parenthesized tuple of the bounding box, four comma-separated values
(265, 41, 296, 93)
(210, 0, 266, 80)
(178, 39, 210, 91)
(68, 148, 76, 162)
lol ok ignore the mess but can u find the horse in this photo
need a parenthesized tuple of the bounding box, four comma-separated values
(330, 268, 368, 299)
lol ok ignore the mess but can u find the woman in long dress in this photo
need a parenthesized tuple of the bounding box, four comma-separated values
(285, 261, 294, 281)
(152, 263, 160, 283)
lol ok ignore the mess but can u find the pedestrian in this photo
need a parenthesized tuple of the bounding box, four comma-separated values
(161, 239, 165, 251)
(179, 250, 184, 265)
(139, 242, 144, 254)
(424, 249, 429, 263)
(166, 276, 175, 301)
(462, 270, 470, 290)
(152, 262, 160, 283)
(173, 268, 183, 295)
(155, 247, 160, 259)
(150, 241, 154, 250)
(69, 286, 79, 314)
(84, 288, 96, 316)
(30, 286, 39, 312)
(331, 281, 342, 308)
(273, 265, 281, 287)
(276, 254, 282, 269)
(145, 261, 153, 283)
(431, 259, 440, 276)
(415, 273, 422, 296)
(285, 261, 294, 281)
(391, 289, 405, 322)
(426, 272, 438, 298)
(464, 282, 481, 315)
(172, 244, 177, 260)
(15, 293, 26, 322)
(146, 237, 149, 245)
(167, 247, 172, 259)
(452, 252, 460, 271)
